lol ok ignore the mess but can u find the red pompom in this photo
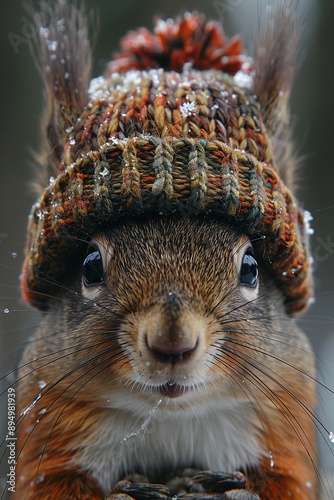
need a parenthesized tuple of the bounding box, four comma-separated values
(106, 12, 246, 75)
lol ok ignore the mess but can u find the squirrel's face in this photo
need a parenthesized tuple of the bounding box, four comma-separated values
(48, 214, 311, 414)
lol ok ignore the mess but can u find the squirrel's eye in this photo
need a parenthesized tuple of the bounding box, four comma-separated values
(82, 249, 104, 287)
(239, 252, 258, 288)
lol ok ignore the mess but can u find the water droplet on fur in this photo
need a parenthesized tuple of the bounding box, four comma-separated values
(39, 27, 50, 39)
(3, 308, 9, 314)
(120, 399, 162, 443)
(56, 19, 65, 31)
(36, 473, 45, 484)
(145, 362, 151, 367)
(269, 450, 274, 469)
(21, 394, 41, 416)
(48, 40, 58, 52)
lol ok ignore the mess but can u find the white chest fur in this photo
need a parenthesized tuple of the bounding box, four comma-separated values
(72, 397, 264, 493)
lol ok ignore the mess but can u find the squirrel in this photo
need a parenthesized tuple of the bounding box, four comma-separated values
(10, 1, 326, 499)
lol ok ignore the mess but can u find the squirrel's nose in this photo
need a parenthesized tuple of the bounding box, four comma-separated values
(146, 338, 198, 364)
(144, 292, 199, 364)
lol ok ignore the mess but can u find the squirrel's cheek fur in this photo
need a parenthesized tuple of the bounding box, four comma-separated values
(14, 1, 321, 500)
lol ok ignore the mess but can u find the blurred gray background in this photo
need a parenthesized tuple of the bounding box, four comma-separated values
(0, 0, 333, 497)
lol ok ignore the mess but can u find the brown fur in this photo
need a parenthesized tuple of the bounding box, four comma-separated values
(16, 216, 317, 499)
(29, 1, 92, 193)
(252, 0, 301, 189)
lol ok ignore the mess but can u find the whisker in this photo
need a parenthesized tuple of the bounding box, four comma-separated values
(7, 340, 128, 457)
(224, 346, 333, 495)
(215, 347, 323, 476)
(20, 348, 130, 496)
(220, 343, 331, 453)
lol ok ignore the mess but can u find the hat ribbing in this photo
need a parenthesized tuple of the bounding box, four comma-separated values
(22, 12, 312, 313)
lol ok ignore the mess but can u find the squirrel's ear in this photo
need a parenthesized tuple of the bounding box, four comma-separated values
(252, 1, 301, 189)
(32, 1, 92, 193)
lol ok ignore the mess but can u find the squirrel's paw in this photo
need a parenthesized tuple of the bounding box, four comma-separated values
(182, 471, 260, 500)
(104, 471, 260, 500)
(191, 471, 247, 492)
(164, 468, 202, 495)
(105, 479, 171, 500)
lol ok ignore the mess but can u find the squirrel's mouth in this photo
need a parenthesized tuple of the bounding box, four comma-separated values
(157, 380, 188, 398)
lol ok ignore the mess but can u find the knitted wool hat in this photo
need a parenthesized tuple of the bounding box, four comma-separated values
(22, 10, 313, 313)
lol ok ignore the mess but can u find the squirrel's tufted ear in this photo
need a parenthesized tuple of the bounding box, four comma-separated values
(252, 0, 301, 189)
(31, 1, 92, 193)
